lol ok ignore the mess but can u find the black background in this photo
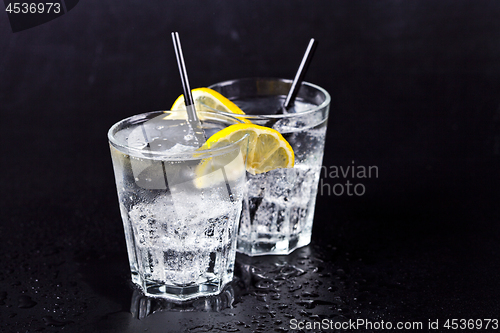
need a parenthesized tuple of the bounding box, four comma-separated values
(1, 1, 500, 332)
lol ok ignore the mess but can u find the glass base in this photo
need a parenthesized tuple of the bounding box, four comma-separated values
(130, 285, 235, 318)
(236, 232, 311, 256)
(131, 272, 229, 302)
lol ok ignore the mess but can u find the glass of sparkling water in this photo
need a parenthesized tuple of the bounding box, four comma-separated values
(209, 78, 330, 256)
(108, 110, 247, 301)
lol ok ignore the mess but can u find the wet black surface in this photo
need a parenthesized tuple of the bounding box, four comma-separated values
(2, 201, 499, 332)
(2, 1, 500, 332)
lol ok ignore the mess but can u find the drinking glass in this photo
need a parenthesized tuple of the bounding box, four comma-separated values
(209, 78, 330, 256)
(108, 110, 247, 300)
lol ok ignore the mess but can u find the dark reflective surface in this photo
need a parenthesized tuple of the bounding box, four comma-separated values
(129, 284, 236, 318)
(2, 0, 500, 332)
(88, 245, 347, 332)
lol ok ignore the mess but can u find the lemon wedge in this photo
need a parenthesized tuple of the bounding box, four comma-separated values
(171, 87, 246, 115)
(169, 88, 294, 187)
(198, 123, 294, 176)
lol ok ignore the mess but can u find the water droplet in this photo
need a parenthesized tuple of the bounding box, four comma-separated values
(273, 264, 306, 281)
(255, 292, 267, 302)
(255, 280, 272, 290)
(187, 324, 214, 332)
(336, 269, 346, 279)
(218, 326, 240, 332)
(270, 293, 281, 300)
(42, 316, 74, 327)
(301, 291, 319, 298)
(314, 280, 324, 288)
(281, 265, 303, 276)
(299, 309, 310, 316)
(296, 300, 316, 309)
(296, 299, 335, 309)
(18, 295, 36, 308)
(0, 291, 6, 305)
(274, 328, 288, 332)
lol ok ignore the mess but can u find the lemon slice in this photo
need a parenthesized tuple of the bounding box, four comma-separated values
(171, 87, 246, 115)
(193, 146, 246, 189)
(197, 123, 294, 177)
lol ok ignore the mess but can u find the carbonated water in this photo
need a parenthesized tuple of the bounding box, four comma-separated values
(109, 112, 245, 300)
(234, 97, 328, 255)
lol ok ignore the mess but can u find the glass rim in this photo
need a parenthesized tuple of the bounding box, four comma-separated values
(108, 110, 246, 160)
(208, 77, 331, 120)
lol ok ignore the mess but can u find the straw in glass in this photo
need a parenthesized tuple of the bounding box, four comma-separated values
(282, 38, 318, 111)
(171, 32, 206, 146)
(171, 32, 236, 200)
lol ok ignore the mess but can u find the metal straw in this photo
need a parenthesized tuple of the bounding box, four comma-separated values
(171, 32, 235, 200)
(171, 32, 206, 146)
(283, 38, 318, 110)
